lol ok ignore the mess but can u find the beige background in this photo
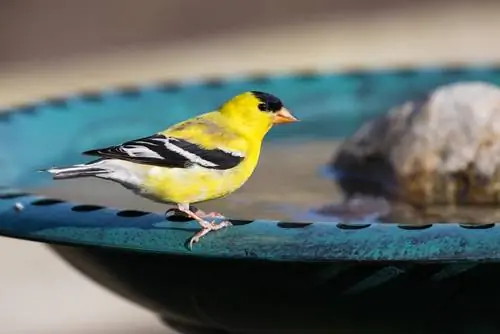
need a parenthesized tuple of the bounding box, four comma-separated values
(1, 1, 500, 333)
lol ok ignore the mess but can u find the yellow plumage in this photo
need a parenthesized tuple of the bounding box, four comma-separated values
(146, 113, 259, 204)
(44, 91, 298, 249)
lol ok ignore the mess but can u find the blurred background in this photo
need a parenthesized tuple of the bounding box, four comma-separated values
(1, 0, 500, 333)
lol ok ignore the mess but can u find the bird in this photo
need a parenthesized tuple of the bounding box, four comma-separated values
(42, 91, 299, 249)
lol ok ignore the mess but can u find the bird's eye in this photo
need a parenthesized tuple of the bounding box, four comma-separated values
(258, 103, 268, 112)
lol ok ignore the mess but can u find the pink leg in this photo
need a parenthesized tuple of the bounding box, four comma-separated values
(187, 220, 232, 250)
(176, 204, 232, 250)
(166, 207, 225, 220)
(193, 209, 226, 219)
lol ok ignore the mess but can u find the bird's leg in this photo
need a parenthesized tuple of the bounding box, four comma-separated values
(187, 221, 232, 249)
(165, 205, 225, 220)
(177, 203, 232, 249)
(165, 205, 201, 219)
(176, 204, 212, 229)
(193, 209, 226, 219)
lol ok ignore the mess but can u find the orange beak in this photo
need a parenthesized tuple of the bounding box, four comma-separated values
(273, 108, 299, 124)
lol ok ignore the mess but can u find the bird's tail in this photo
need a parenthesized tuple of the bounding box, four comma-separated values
(41, 161, 108, 180)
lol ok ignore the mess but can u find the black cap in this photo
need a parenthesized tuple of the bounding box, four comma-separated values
(251, 91, 283, 113)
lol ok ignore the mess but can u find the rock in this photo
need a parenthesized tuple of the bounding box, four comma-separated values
(331, 81, 500, 206)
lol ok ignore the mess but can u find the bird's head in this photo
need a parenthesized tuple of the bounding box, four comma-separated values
(219, 91, 299, 139)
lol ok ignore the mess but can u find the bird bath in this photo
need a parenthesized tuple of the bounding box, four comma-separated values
(2, 66, 500, 333)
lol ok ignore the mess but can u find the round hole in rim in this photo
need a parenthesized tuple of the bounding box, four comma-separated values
(166, 215, 192, 222)
(248, 73, 273, 84)
(230, 220, 253, 226)
(80, 91, 103, 102)
(31, 198, 65, 206)
(116, 210, 150, 218)
(392, 68, 419, 78)
(277, 222, 313, 229)
(443, 67, 469, 76)
(157, 82, 182, 93)
(295, 70, 321, 81)
(71, 205, 105, 212)
(164, 208, 192, 222)
(119, 86, 142, 97)
(204, 78, 225, 88)
(397, 224, 433, 230)
(45, 97, 69, 108)
(336, 223, 371, 230)
(17, 104, 37, 115)
(459, 223, 496, 229)
(0, 193, 29, 199)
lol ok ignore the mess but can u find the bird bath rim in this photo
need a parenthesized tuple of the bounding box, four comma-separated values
(1, 189, 500, 262)
(2, 63, 500, 262)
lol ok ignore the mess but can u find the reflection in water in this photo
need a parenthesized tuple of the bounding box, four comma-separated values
(308, 196, 500, 225)
(314, 164, 500, 226)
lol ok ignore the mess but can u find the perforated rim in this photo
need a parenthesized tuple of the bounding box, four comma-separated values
(1, 188, 499, 261)
(2, 63, 500, 261)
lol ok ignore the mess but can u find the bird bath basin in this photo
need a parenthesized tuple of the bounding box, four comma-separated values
(2, 66, 500, 333)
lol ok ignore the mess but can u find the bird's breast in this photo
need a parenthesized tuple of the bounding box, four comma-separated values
(142, 157, 258, 204)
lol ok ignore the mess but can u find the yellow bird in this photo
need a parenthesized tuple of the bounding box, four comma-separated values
(44, 91, 299, 249)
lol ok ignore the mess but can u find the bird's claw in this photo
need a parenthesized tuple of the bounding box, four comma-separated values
(187, 220, 232, 250)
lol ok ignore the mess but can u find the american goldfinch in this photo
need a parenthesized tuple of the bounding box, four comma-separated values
(43, 91, 299, 249)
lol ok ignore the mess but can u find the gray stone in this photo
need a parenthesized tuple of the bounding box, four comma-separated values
(331, 81, 500, 207)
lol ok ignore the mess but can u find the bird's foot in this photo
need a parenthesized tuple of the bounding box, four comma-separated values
(188, 220, 232, 250)
(175, 204, 232, 250)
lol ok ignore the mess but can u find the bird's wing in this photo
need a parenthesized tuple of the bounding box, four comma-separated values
(82, 133, 245, 170)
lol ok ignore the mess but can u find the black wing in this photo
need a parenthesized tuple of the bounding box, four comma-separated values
(83, 134, 244, 170)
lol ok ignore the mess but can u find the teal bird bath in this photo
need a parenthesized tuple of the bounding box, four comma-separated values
(2, 65, 500, 333)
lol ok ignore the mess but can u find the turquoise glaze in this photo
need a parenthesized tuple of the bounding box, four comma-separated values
(1, 65, 500, 259)
(3, 65, 500, 333)
(0, 191, 499, 261)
